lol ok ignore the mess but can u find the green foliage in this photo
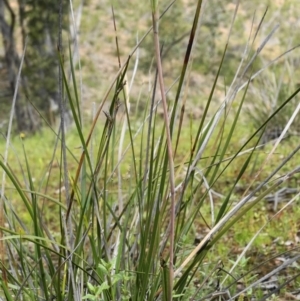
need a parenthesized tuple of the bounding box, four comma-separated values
(82, 259, 133, 301)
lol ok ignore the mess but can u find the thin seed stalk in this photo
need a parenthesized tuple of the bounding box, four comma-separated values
(152, 7, 176, 301)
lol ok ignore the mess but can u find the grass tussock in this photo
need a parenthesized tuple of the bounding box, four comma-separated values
(0, 1, 300, 301)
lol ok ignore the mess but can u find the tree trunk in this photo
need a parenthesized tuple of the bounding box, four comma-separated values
(0, 0, 39, 133)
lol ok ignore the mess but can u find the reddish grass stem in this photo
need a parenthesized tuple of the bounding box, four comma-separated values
(152, 8, 176, 301)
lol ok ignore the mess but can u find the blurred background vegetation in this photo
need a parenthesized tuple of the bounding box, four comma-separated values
(0, 0, 300, 132)
(0, 0, 299, 136)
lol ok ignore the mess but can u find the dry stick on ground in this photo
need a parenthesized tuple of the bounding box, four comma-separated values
(231, 252, 300, 301)
(152, 4, 176, 300)
(221, 191, 300, 287)
(174, 154, 300, 278)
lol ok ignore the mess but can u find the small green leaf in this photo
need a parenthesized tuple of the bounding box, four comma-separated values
(96, 281, 110, 295)
(87, 282, 95, 293)
(82, 294, 96, 300)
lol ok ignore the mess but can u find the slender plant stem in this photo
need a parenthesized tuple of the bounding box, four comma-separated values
(152, 7, 176, 300)
(58, 0, 77, 299)
(58, 0, 69, 204)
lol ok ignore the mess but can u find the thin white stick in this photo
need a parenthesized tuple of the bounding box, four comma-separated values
(1, 38, 27, 199)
